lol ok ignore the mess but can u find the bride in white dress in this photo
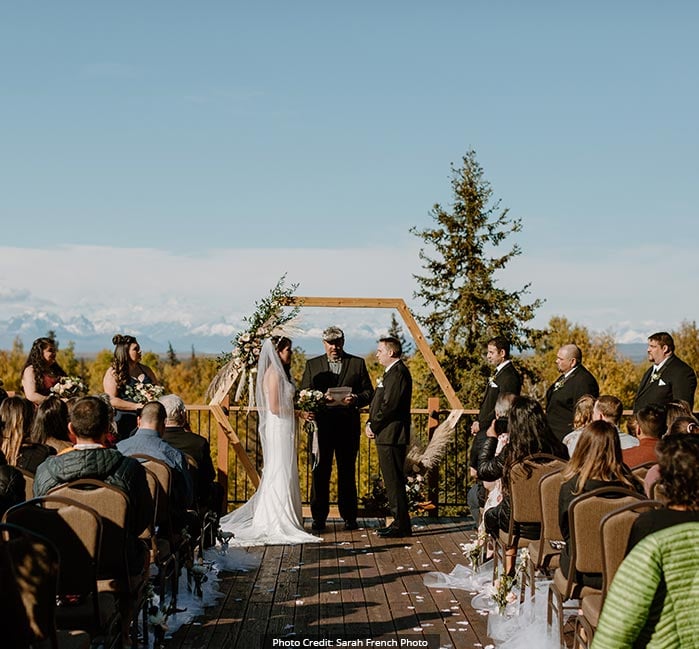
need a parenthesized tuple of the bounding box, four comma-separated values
(218, 336, 321, 546)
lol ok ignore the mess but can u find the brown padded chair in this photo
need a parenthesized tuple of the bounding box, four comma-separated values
(547, 486, 647, 647)
(47, 479, 149, 647)
(493, 454, 567, 585)
(3, 496, 120, 645)
(0, 522, 91, 649)
(527, 469, 566, 597)
(572, 499, 664, 649)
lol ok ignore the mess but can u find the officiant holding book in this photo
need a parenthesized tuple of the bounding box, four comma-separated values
(300, 326, 374, 532)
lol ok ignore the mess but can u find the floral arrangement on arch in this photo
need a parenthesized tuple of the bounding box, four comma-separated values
(50, 375, 89, 399)
(206, 275, 300, 405)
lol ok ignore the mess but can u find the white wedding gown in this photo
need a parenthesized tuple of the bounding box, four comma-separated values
(218, 408, 321, 546)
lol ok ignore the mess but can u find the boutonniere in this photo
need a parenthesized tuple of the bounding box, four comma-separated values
(650, 370, 661, 382)
(376, 377, 384, 389)
(553, 375, 567, 391)
(488, 375, 498, 388)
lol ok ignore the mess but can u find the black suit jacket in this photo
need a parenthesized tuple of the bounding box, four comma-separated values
(633, 354, 697, 413)
(368, 360, 412, 446)
(163, 426, 216, 500)
(545, 364, 599, 441)
(469, 362, 522, 469)
(300, 352, 374, 434)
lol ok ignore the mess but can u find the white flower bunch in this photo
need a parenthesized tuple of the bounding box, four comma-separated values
(50, 375, 88, 398)
(296, 389, 325, 414)
(124, 382, 166, 404)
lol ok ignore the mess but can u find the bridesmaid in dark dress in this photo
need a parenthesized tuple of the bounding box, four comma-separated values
(21, 337, 67, 406)
(102, 334, 159, 440)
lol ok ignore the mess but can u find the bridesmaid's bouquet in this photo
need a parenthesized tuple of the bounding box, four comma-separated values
(50, 375, 89, 399)
(124, 382, 166, 404)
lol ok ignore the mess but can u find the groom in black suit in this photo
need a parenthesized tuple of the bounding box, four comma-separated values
(300, 326, 374, 531)
(545, 344, 599, 441)
(633, 331, 697, 413)
(365, 336, 413, 538)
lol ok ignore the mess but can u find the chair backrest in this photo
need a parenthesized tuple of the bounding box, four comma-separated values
(630, 461, 656, 482)
(47, 479, 131, 581)
(508, 454, 568, 530)
(17, 467, 34, 502)
(539, 469, 566, 543)
(599, 499, 665, 595)
(3, 496, 102, 602)
(0, 521, 60, 648)
(569, 487, 647, 575)
(132, 455, 174, 534)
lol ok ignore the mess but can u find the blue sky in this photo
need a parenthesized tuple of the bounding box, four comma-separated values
(1, 2, 697, 349)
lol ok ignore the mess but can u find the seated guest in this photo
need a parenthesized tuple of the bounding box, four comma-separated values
(33, 396, 153, 574)
(479, 396, 568, 572)
(30, 395, 73, 454)
(21, 337, 66, 406)
(628, 434, 699, 552)
(644, 416, 699, 495)
(158, 394, 222, 513)
(0, 449, 25, 516)
(0, 395, 54, 473)
(665, 399, 695, 431)
(566, 395, 640, 456)
(117, 401, 194, 510)
(591, 522, 699, 648)
(622, 404, 665, 467)
(562, 394, 598, 455)
(559, 420, 644, 589)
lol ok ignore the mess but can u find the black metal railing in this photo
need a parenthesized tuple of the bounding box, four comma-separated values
(185, 404, 475, 516)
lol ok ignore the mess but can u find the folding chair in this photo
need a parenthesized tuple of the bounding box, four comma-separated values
(493, 453, 567, 588)
(0, 522, 91, 649)
(527, 469, 566, 596)
(547, 487, 646, 647)
(572, 499, 664, 649)
(4, 495, 120, 645)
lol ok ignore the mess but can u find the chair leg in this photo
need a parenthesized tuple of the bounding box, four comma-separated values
(574, 614, 594, 649)
(547, 583, 565, 648)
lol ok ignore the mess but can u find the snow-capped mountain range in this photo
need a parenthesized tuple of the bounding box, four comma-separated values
(0, 311, 651, 360)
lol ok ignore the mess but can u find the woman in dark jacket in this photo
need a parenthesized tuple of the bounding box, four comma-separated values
(479, 396, 568, 549)
(0, 449, 25, 516)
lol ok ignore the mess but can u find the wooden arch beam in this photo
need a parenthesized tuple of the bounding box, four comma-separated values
(287, 296, 463, 410)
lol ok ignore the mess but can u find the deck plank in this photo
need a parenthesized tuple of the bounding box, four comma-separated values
(165, 518, 496, 649)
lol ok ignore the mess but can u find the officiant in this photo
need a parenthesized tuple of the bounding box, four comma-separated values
(300, 326, 374, 532)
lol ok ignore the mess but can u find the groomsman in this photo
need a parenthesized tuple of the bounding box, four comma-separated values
(365, 337, 413, 538)
(545, 344, 599, 441)
(468, 336, 521, 521)
(633, 332, 697, 413)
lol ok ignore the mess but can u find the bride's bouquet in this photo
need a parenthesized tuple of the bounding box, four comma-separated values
(124, 382, 166, 404)
(296, 389, 325, 469)
(50, 375, 89, 399)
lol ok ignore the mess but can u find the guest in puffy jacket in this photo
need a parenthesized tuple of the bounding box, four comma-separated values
(33, 396, 153, 574)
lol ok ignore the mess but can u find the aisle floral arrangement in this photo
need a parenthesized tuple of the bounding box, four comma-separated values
(361, 470, 435, 516)
(50, 375, 88, 398)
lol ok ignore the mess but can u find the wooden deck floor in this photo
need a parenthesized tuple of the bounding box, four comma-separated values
(166, 517, 493, 649)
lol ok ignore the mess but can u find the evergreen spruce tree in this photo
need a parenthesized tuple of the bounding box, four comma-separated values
(387, 312, 413, 357)
(411, 149, 542, 405)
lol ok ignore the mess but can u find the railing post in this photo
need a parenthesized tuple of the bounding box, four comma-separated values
(426, 396, 440, 517)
